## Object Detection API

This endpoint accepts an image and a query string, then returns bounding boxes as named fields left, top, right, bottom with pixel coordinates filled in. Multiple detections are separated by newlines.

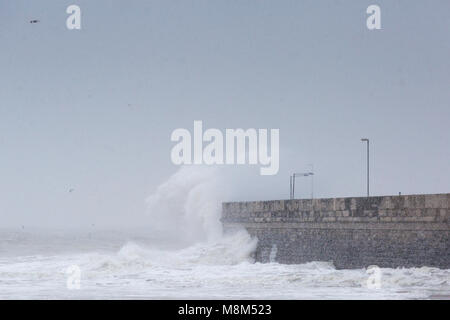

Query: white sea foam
left=0, top=167, right=448, bottom=299
left=0, top=229, right=449, bottom=299
left=145, top=166, right=225, bottom=245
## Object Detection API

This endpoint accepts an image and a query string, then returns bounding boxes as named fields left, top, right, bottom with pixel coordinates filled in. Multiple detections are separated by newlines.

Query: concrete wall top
left=222, top=193, right=450, bottom=224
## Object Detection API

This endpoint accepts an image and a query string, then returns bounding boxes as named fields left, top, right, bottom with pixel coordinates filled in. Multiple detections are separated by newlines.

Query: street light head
left=361, top=138, right=369, bottom=142
left=294, top=172, right=313, bottom=177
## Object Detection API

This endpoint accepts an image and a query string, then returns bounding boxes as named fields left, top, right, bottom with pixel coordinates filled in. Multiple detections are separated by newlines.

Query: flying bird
left=29, top=20, right=40, bottom=24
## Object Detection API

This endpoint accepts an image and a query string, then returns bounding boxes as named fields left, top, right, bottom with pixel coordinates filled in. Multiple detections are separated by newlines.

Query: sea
left=0, top=228, right=449, bottom=299
left=1, top=167, right=448, bottom=299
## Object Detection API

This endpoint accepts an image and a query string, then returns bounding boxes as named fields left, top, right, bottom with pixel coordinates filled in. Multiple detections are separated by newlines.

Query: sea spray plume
left=145, top=166, right=224, bottom=245
left=144, top=166, right=257, bottom=262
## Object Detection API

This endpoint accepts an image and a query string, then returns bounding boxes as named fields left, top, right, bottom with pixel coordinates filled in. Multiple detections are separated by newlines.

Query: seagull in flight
left=30, top=19, right=40, bottom=24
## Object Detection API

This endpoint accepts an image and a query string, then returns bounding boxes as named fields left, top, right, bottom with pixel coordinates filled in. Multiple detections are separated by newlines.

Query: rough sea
left=1, top=168, right=448, bottom=299
left=1, top=228, right=449, bottom=300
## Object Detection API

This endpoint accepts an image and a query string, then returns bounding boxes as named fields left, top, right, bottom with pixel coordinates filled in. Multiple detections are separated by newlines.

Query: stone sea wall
left=222, top=193, right=450, bottom=269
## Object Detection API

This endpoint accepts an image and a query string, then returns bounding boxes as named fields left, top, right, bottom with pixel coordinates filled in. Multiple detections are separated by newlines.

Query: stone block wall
left=221, top=194, right=450, bottom=269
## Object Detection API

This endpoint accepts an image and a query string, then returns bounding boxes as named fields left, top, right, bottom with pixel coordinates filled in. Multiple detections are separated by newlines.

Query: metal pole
left=367, top=140, right=370, bottom=197
left=290, top=175, right=292, bottom=199
left=292, top=175, right=295, bottom=199
left=361, top=138, right=370, bottom=197
left=292, top=172, right=314, bottom=200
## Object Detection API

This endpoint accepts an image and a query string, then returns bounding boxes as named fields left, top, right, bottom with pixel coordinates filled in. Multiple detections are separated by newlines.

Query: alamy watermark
left=66, top=265, right=81, bottom=290
left=170, top=121, right=279, bottom=175
left=66, top=5, right=81, bottom=30
left=367, top=5, right=381, bottom=30
left=37, top=4, right=380, bottom=32
left=366, top=265, right=382, bottom=289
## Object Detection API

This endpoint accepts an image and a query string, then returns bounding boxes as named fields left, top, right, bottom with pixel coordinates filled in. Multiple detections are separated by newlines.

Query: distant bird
left=30, top=19, right=40, bottom=24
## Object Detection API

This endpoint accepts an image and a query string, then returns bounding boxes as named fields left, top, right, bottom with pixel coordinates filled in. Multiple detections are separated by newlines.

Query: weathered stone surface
left=222, top=193, right=450, bottom=269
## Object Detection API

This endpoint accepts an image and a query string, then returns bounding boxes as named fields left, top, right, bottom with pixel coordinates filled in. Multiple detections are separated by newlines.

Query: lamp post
left=361, top=138, right=369, bottom=197
left=291, top=172, right=314, bottom=199
left=290, top=175, right=293, bottom=199
left=308, top=164, right=314, bottom=200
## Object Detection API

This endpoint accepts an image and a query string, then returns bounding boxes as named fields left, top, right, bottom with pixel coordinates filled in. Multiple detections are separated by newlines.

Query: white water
left=0, top=167, right=449, bottom=299
left=145, top=166, right=225, bottom=245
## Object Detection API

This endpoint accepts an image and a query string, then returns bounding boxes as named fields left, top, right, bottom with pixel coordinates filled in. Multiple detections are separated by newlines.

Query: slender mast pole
left=367, top=140, right=370, bottom=197
left=290, top=175, right=292, bottom=199
left=292, top=175, right=295, bottom=199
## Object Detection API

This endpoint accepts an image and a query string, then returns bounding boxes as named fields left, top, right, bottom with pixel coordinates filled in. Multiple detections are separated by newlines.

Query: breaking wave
left=1, top=166, right=448, bottom=299
left=140, top=166, right=256, bottom=264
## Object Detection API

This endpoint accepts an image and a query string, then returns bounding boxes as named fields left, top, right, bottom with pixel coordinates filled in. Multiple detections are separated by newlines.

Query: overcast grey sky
left=0, top=0, right=449, bottom=228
